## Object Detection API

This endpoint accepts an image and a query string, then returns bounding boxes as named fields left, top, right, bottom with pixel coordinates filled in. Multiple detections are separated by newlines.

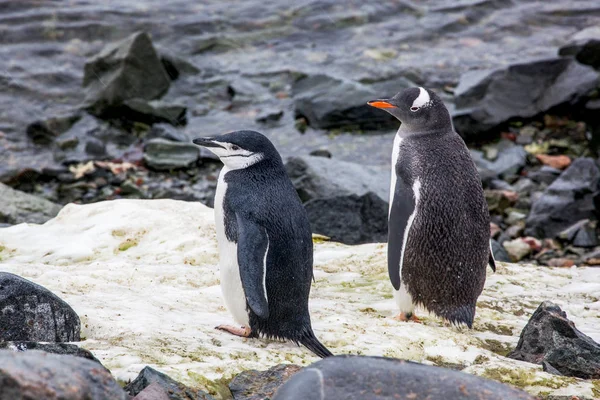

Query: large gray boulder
left=559, top=26, right=600, bottom=70
left=285, top=156, right=390, bottom=244
left=273, top=356, right=536, bottom=400
left=0, top=272, right=80, bottom=342
left=453, top=58, right=599, bottom=137
left=0, top=350, right=127, bottom=400
left=525, top=158, right=600, bottom=239
left=305, top=193, right=388, bottom=245
left=291, top=74, right=404, bottom=130
left=508, top=301, right=600, bottom=379
left=285, top=156, right=389, bottom=203
left=83, top=31, right=171, bottom=117
left=0, top=183, right=61, bottom=225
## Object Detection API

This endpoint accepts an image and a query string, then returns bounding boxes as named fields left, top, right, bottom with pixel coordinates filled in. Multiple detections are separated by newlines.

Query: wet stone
left=0, top=350, right=127, bottom=400
left=229, top=364, right=301, bottom=400
left=0, top=272, right=80, bottom=342
left=508, top=301, right=600, bottom=379
left=273, top=356, right=536, bottom=400
left=125, top=366, right=214, bottom=400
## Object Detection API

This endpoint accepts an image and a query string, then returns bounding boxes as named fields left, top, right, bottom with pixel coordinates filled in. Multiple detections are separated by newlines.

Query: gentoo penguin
left=368, top=87, right=495, bottom=328
left=192, top=130, right=332, bottom=358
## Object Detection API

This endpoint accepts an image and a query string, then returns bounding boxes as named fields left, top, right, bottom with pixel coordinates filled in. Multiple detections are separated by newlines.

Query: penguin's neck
left=397, top=123, right=452, bottom=138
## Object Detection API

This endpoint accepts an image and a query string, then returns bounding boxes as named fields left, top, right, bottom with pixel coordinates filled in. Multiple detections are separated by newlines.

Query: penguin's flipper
left=236, top=213, right=270, bottom=319
left=388, top=176, right=417, bottom=291
left=488, top=240, right=497, bottom=272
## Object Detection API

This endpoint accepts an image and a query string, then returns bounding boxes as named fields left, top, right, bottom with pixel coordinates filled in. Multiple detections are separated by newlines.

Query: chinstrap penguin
left=192, top=130, right=332, bottom=358
left=368, top=87, right=496, bottom=328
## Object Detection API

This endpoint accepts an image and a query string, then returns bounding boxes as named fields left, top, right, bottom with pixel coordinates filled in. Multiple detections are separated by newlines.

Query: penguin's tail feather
left=298, top=328, right=333, bottom=358
left=431, top=304, right=476, bottom=329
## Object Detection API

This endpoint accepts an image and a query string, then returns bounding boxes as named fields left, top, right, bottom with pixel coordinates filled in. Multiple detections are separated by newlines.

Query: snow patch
left=0, top=199, right=598, bottom=398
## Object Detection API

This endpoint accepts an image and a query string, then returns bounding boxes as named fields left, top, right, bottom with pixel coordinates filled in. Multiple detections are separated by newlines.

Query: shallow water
left=0, top=0, right=598, bottom=173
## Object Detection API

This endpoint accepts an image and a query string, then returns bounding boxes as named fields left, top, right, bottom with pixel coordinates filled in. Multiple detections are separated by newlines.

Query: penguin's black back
left=222, top=155, right=327, bottom=350
left=397, top=130, right=490, bottom=326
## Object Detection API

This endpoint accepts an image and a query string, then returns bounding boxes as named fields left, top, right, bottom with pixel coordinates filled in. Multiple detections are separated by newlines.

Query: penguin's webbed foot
left=216, top=324, right=252, bottom=337
left=394, top=312, right=422, bottom=323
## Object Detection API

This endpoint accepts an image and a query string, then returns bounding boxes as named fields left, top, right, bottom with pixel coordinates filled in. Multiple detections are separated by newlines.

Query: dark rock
left=291, top=74, right=403, bottom=130
left=585, top=98, right=600, bottom=156
left=491, top=239, right=511, bottom=262
left=558, top=219, right=598, bottom=248
left=470, top=141, right=527, bottom=179
left=305, top=192, right=388, bottom=245
left=143, top=138, right=199, bottom=170
left=229, top=364, right=301, bottom=400
left=508, top=301, right=600, bottom=379
left=147, top=124, right=189, bottom=142
left=26, top=113, right=82, bottom=145
left=573, top=221, right=599, bottom=248
left=227, top=78, right=273, bottom=107
left=159, top=51, right=201, bottom=81
left=541, top=360, right=563, bottom=376
left=121, top=99, right=187, bottom=126
left=83, top=31, right=171, bottom=117
left=85, top=137, right=107, bottom=157
left=0, top=341, right=103, bottom=366
left=255, top=108, right=284, bottom=123
left=453, top=58, right=599, bottom=137
left=273, top=356, right=536, bottom=400
left=559, top=27, right=600, bottom=70
left=308, top=149, right=332, bottom=158
left=0, top=272, right=80, bottom=342
left=525, top=158, right=600, bottom=238
left=133, top=382, right=171, bottom=400
left=0, top=183, right=62, bottom=224
left=0, top=350, right=127, bottom=400
left=285, top=156, right=389, bottom=203
left=124, top=366, right=214, bottom=400
left=527, top=165, right=562, bottom=185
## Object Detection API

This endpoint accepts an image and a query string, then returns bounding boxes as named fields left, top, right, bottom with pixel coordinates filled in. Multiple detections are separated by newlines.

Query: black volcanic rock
left=453, top=58, right=598, bottom=137
left=273, top=356, right=536, bottom=400
left=0, top=350, right=127, bottom=400
left=83, top=31, right=171, bottom=118
left=0, top=272, right=80, bottom=342
left=508, top=301, right=600, bottom=379
left=525, top=158, right=600, bottom=239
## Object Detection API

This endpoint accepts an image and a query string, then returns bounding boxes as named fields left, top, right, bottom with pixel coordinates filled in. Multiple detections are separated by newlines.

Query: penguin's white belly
left=215, top=167, right=250, bottom=327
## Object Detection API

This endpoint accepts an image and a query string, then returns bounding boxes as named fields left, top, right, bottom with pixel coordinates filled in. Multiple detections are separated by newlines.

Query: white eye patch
left=208, top=142, right=263, bottom=170
left=411, top=87, right=431, bottom=111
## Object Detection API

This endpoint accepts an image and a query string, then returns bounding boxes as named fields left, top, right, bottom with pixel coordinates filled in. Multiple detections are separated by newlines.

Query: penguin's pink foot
left=216, top=325, right=252, bottom=337
left=394, top=312, right=422, bottom=323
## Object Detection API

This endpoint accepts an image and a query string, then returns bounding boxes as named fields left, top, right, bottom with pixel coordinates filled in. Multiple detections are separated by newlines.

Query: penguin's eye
left=410, top=106, right=419, bottom=112
left=231, top=145, right=240, bottom=151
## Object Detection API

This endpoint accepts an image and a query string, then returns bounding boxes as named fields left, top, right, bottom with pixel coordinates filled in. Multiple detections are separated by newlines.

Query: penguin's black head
left=192, top=130, right=281, bottom=170
left=367, top=87, right=452, bottom=133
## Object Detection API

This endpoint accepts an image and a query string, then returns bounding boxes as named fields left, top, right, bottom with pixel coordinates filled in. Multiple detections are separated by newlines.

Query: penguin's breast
left=214, top=167, right=250, bottom=326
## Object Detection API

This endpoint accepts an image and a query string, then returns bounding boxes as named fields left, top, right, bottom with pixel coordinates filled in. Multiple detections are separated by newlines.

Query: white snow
left=0, top=199, right=598, bottom=398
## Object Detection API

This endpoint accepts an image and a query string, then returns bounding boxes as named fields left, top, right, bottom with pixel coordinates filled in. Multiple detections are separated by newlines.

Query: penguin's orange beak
left=367, top=100, right=396, bottom=109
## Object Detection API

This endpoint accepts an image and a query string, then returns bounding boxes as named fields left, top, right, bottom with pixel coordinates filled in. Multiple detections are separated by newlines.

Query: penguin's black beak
left=367, top=99, right=396, bottom=109
left=192, top=137, right=226, bottom=149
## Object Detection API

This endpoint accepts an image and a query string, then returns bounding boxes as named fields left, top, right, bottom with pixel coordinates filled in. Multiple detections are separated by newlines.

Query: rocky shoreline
left=1, top=1, right=600, bottom=398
